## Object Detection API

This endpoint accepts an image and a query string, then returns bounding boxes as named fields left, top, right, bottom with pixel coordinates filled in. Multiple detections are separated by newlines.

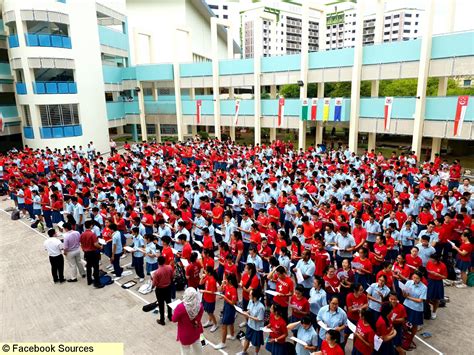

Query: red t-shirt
left=162, top=246, right=174, bottom=266
left=354, top=320, right=375, bottom=355
left=406, top=254, right=422, bottom=272
left=224, top=285, right=238, bottom=305
left=352, top=256, right=373, bottom=275
left=203, top=275, right=217, bottom=303
left=320, top=340, right=345, bottom=355
left=269, top=313, right=287, bottom=344
left=181, top=242, right=193, bottom=260
left=346, top=292, right=368, bottom=321
left=289, top=295, right=310, bottom=318
left=241, top=273, right=260, bottom=300
left=186, top=262, right=202, bottom=288
left=224, top=261, right=238, bottom=277
left=323, top=275, right=340, bottom=294
left=274, top=276, right=294, bottom=307
left=426, top=260, right=447, bottom=281
left=376, top=316, right=393, bottom=337
left=274, top=239, right=288, bottom=255
left=458, top=242, right=473, bottom=262
left=388, top=302, right=407, bottom=324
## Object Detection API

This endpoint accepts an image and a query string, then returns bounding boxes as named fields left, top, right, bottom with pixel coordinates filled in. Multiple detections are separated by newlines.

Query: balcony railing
left=24, top=33, right=72, bottom=49
left=15, top=83, right=27, bottom=95
left=33, top=82, right=77, bottom=94
left=8, top=35, right=19, bottom=48
left=40, top=125, right=83, bottom=139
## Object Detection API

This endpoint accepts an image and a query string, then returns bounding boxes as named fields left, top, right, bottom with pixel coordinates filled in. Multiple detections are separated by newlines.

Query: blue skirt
left=203, top=300, right=216, bottom=314
left=222, top=302, right=236, bottom=325
left=51, top=211, right=63, bottom=224
left=456, top=259, right=471, bottom=272
left=406, top=307, right=424, bottom=326
left=427, top=279, right=444, bottom=301
left=245, top=326, right=264, bottom=347
left=265, top=342, right=287, bottom=355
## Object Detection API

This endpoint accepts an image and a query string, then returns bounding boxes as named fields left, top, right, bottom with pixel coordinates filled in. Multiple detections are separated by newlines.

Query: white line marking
left=1, top=207, right=227, bottom=354
left=415, top=335, right=444, bottom=355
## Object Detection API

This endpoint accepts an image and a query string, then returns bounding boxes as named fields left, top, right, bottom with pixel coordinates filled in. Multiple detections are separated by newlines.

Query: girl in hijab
left=172, top=287, right=204, bottom=354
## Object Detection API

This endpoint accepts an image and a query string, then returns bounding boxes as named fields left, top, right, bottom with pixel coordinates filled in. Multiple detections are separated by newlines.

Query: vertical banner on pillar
left=334, top=97, right=343, bottom=121
left=311, top=98, right=318, bottom=121
left=278, top=97, right=285, bottom=127
left=384, top=97, right=393, bottom=131
left=0, top=112, right=3, bottom=133
left=301, top=98, right=309, bottom=121
left=454, top=95, right=469, bottom=137
left=234, top=99, right=241, bottom=125
left=196, top=99, right=202, bottom=124
left=323, top=98, right=330, bottom=122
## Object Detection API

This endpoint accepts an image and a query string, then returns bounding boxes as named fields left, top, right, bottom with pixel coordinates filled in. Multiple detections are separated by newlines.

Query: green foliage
left=197, top=131, right=210, bottom=140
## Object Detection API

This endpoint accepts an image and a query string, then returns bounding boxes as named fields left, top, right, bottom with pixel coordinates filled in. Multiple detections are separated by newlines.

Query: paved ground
left=0, top=198, right=473, bottom=355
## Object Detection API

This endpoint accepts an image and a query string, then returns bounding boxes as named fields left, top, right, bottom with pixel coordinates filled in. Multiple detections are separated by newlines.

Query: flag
left=0, top=112, right=3, bottom=133
left=454, top=95, right=469, bottom=137
left=323, top=98, right=330, bottom=121
left=196, top=99, right=202, bottom=124
left=311, top=98, right=317, bottom=121
left=301, top=98, right=309, bottom=121
left=234, top=99, right=241, bottom=125
left=384, top=97, right=393, bottom=131
left=334, top=97, right=343, bottom=121
left=278, top=97, right=285, bottom=127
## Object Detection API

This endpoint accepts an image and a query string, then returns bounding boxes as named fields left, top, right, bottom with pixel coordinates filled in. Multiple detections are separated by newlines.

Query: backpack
left=174, top=264, right=187, bottom=291
left=99, top=275, right=113, bottom=286
left=467, top=272, right=474, bottom=287
left=11, top=210, right=20, bottom=220
left=142, top=301, right=158, bottom=312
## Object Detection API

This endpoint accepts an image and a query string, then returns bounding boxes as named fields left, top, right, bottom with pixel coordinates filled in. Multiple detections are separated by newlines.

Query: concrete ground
left=0, top=198, right=473, bottom=355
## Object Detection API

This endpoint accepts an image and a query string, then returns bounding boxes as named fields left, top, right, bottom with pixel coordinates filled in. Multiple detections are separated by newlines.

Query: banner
left=384, top=97, right=393, bottom=131
left=311, top=98, right=318, bottom=121
left=323, top=98, right=330, bottom=121
left=454, top=95, right=469, bottom=137
left=196, top=100, right=202, bottom=124
left=334, top=97, right=343, bottom=121
left=234, top=99, right=241, bottom=125
left=301, top=98, right=309, bottom=121
left=0, top=112, right=3, bottom=132
left=278, top=97, right=285, bottom=127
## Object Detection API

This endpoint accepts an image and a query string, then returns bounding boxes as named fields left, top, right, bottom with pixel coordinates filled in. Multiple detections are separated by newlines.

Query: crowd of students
left=2, top=137, right=473, bottom=355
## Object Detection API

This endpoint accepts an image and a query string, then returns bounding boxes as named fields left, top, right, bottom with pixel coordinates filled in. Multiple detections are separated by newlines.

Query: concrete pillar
left=374, top=0, right=384, bottom=44
left=131, top=124, right=138, bottom=142
left=270, top=85, right=277, bottom=99
left=438, top=77, right=448, bottom=96
left=411, top=0, right=435, bottom=158
left=211, top=18, right=222, bottom=140
left=116, top=125, right=124, bottom=135
left=155, top=123, right=161, bottom=143
left=315, top=82, right=324, bottom=145
left=137, top=83, right=148, bottom=142
left=152, top=82, right=158, bottom=101
left=318, top=9, right=327, bottom=52
left=348, top=1, right=365, bottom=154
left=431, top=137, right=441, bottom=162
left=203, top=88, right=210, bottom=95
left=368, top=133, right=376, bottom=151
left=270, top=128, right=276, bottom=142
left=173, top=62, right=184, bottom=142
left=298, top=2, right=310, bottom=151
left=229, top=126, right=236, bottom=141
left=253, top=17, right=263, bottom=146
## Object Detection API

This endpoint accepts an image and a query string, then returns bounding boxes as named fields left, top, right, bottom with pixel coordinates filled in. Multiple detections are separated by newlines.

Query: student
left=186, top=252, right=202, bottom=289
left=388, top=292, right=407, bottom=355
left=131, top=227, right=145, bottom=282
left=144, top=234, right=158, bottom=279
left=240, top=263, right=260, bottom=315
left=44, top=229, right=65, bottom=284
left=316, top=296, right=347, bottom=348
left=152, top=256, right=174, bottom=326
left=375, top=303, right=397, bottom=355
left=270, top=265, right=295, bottom=322
left=80, top=220, right=103, bottom=288
left=287, top=315, right=318, bottom=355
left=317, top=329, right=344, bottom=355
left=308, top=276, right=327, bottom=327
left=109, top=223, right=123, bottom=280
left=265, top=304, right=288, bottom=355
left=345, top=283, right=368, bottom=334
left=352, top=308, right=376, bottom=355
left=426, top=253, right=447, bottom=319
left=214, top=273, right=239, bottom=350
left=402, top=271, right=427, bottom=338
left=200, top=266, right=219, bottom=333
left=237, top=288, right=265, bottom=355
left=452, top=232, right=473, bottom=288
left=366, top=274, right=390, bottom=320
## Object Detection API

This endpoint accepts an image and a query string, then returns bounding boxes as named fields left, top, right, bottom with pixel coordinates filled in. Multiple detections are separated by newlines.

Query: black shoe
left=59, top=279, right=66, bottom=283
left=94, top=284, right=104, bottom=289
left=157, top=320, right=165, bottom=326
left=81, top=274, right=86, bottom=278
left=67, top=279, right=78, bottom=283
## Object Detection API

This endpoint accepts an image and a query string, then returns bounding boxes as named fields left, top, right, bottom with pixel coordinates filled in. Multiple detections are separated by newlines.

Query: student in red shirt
left=352, top=247, right=373, bottom=289
left=426, top=254, right=448, bottom=319
left=375, top=303, right=397, bottom=354
left=240, top=263, right=260, bottom=311
left=223, top=254, right=238, bottom=279
left=373, top=235, right=388, bottom=275
left=353, top=308, right=376, bottom=355
left=406, top=247, right=423, bottom=274
left=270, top=265, right=294, bottom=322
left=215, top=273, right=238, bottom=350
left=185, top=252, right=202, bottom=289
left=319, top=329, right=345, bottom=355
left=199, top=266, right=218, bottom=332
left=265, top=304, right=288, bottom=355
left=388, top=292, right=407, bottom=353
left=288, top=285, right=310, bottom=324
left=200, top=248, right=215, bottom=270
left=452, top=233, right=473, bottom=287
left=324, top=265, right=340, bottom=302
left=376, top=261, right=394, bottom=289
left=161, top=236, right=175, bottom=268
left=346, top=283, right=368, bottom=325
left=178, top=235, right=193, bottom=260
left=217, top=242, right=230, bottom=282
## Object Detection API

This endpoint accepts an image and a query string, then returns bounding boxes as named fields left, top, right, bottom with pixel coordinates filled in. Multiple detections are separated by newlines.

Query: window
left=385, top=24, right=390, bottom=27
left=394, top=14, right=400, bottom=18
left=405, top=13, right=412, bottom=17
left=209, top=4, right=218, bottom=10
left=384, top=31, right=390, bottom=35
left=414, top=30, right=418, bottom=33
left=404, top=29, right=410, bottom=33
left=403, top=37, right=410, bottom=40
left=416, top=14, right=419, bottom=17
left=385, top=16, right=390, bottom=20
left=393, top=30, right=398, bottom=34
left=223, top=5, right=227, bottom=10
left=404, top=22, right=411, bottom=25
left=22, top=105, right=32, bottom=126
left=39, top=104, right=80, bottom=126
left=415, top=22, right=418, bottom=25
left=223, top=15, right=228, bottom=19
left=463, top=79, right=472, bottom=86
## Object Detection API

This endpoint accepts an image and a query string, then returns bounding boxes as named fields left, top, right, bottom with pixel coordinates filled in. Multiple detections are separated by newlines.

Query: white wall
left=126, top=0, right=228, bottom=65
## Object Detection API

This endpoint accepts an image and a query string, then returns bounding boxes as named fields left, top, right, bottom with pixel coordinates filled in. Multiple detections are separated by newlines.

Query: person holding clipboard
left=236, top=289, right=265, bottom=355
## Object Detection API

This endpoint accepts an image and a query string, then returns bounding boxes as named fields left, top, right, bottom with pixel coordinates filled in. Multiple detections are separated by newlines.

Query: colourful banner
left=454, top=95, right=469, bottom=137
left=311, top=98, right=318, bottom=121
left=0, top=112, right=3, bottom=132
left=278, top=97, right=285, bottom=127
left=323, top=98, right=330, bottom=121
left=234, top=99, right=240, bottom=125
left=301, top=98, right=309, bottom=121
left=196, top=100, right=202, bottom=124
left=384, top=97, right=393, bottom=131
left=334, top=97, right=343, bottom=121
